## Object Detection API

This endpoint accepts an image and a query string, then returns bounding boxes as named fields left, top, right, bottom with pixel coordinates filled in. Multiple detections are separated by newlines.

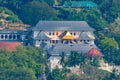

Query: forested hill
left=0, top=0, right=120, bottom=60
left=0, top=0, right=120, bottom=65
left=0, top=0, right=120, bottom=80
left=0, top=0, right=119, bottom=26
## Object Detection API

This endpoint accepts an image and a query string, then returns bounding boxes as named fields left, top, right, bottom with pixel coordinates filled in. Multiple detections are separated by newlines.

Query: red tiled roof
left=86, top=47, right=103, bottom=57
left=0, top=42, right=21, bottom=51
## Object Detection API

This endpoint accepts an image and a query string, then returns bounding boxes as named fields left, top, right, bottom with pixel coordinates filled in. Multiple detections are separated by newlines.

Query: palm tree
left=60, top=52, right=66, bottom=66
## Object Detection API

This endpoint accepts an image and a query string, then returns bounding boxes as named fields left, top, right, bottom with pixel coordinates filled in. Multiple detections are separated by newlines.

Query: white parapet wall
left=48, top=56, right=62, bottom=71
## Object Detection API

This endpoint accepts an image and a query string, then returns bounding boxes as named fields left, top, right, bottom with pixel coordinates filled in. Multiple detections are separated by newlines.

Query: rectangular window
left=56, top=40, right=58, bottom=43
left=52, top=40, right=55, bottom=43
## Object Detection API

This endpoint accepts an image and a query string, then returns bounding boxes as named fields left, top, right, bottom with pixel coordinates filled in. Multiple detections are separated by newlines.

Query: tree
left=19, top=1, right=57, bottom=25
left=68, top=74, right=80, bottom=80
left=0, top=0, right=33, bottom=11
left=67, top=10, right=86, bottom=21
left=57, top=9, right=70, bottom=20
left=109, top=18, right=120, bottom=34
left=100, top=0, right=120, bottom=23
left=68, top=51, right=79, bottom=66
left=60, top=52, right=65, bottom=66
left=43, top=0, right=54, bottom=6
left=0, top=7, right=21, bottom=23
left=47, top=68, right=65, bottom=80
left=86, top=9, right=108, bottom=30
left=68, top=51, right=87, bottom=66
left=91, top=0, right=104, bottom=4
left=0, top=65, right=36, bottom=80
left=0, top=47, right=37, bottom=80
left=0, top=46, right=47, bottom=79
left=100, top=37, right=119, bottom=49
left=103, top=69, right=120, bottom=80
left=99, top=37, right=120, bottom=65
left=82, top=64, right=111, bottom=80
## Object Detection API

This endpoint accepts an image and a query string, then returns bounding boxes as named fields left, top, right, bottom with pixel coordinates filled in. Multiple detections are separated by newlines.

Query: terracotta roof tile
left=0, top=42, right=21, bottom=51
left=86, top=47, right=103, bottom=57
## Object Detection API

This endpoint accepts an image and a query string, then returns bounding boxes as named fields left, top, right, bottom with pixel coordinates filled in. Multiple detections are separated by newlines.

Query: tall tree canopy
left=0, top=46, right=47, bottom=80
left=19, top=1, right=57, bottom=25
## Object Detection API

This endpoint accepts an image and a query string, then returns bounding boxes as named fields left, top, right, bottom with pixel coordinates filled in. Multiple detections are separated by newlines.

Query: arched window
left=1, top=35, right=4, bottom=39
left=61, top=40, right=64, bottom=44
left=26, top=35, right=28, bottom=39
left=5, top=35, right=7, bottom=39
left=52, top=40, right=55, bottom=43
left=42, top=40, right=44, bottom=42
left=87, top=40, right=89, bottom=42
left=49, top=32, right=51, bottom=35
left=9, top=35, right=12, bottom=39
left=56, top=32, right=58, bottom=35
left=74, top=32, right=76, bottom=35
left=56, top=40, right=58, bottom=43
left=84, top=40, right=86, bottom=42
left=17, top=35, right=20, bottom=39
left=53, top=33, right=54, bottom=35
left=13, top=35, right=16, bottom=39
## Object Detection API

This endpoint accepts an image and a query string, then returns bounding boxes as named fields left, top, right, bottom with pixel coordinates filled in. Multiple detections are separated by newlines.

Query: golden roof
left=62, top=31, right=75, bottom=40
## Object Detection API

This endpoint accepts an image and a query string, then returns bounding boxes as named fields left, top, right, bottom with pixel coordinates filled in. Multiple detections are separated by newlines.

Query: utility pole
left=41, top=64, right=46, bottom=80
left=38, top=52, right=47, bottom=80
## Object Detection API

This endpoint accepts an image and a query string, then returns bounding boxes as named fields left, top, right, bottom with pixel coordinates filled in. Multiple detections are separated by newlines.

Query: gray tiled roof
left=59, top=31, right=68, bottom=39
left=32, top=21, right=94, bottom=31
left=35, top=31, right=50, bottom=40
left=78, top=32, right=92, bottom=40
left=47, top=44, right=94, bottom=55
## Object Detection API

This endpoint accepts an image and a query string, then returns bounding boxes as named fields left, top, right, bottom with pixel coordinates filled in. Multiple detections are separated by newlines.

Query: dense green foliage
left=0, top=46, right=47, bottom=80
left=47, top=68, right=65, bottom=80
left=0, top=0, right=120, bottom=79
left=19, top=1, right=57, bottom=25
left=68, top=51, right=87, bottom=66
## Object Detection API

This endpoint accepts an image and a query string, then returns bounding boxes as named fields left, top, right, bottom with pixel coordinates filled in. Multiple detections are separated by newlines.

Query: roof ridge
left=32, top=21, right=94, bottom=31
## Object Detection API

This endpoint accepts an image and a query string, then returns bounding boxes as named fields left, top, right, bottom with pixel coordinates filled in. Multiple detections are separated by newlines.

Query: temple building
left=30, top=21, right=96, bottom=56
left=0, top=21, right=100, bottom=56
left=0, top=27, right=29, bottom=51
left=0, top=27, right=29, bottom=45
left=0, top=21, right=102, bottom=70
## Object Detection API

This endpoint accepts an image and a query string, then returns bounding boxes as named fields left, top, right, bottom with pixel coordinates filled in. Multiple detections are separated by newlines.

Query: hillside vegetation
left=0, top=0, right=120, bottom=80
